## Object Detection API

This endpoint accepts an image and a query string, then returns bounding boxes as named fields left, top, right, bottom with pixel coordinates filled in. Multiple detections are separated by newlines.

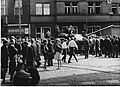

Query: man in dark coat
left=21, top=41, right=34, bottom=67
left=83, top=37, right=90, bottom=59
left=47, top=39, right=54, bottom=66
left=8, top=39, right=18, bottom=81
left=35, top=40, right=41, bottom=68
left=95, top=37, right=101, bottom=57
left=111, top=36, right=119, bottom=58
left=31, top=39, right=37, bottom=61
left=55, top=25, right=60, bottom=38
left=15, top=38, right=22, bottom=55
left=104, top=36, right=112, bottom=58
left=1, top=40, right=9, bottom=83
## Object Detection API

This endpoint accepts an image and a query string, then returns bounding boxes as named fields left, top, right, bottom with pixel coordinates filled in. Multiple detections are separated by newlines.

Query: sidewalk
left=1, top=55, right=120, bottom=86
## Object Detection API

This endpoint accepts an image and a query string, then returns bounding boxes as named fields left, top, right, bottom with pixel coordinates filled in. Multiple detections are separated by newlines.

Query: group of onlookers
left=88, top=35, right=120, bottom=58
left=1, top=34, right=120, bottom=85
left=1, top=36, right=40, bottom=85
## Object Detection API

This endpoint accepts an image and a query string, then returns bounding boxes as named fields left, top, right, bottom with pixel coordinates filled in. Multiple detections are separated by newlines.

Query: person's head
left=113, top=35, right=116, bottom=39
left=56, top=25, right=59, bottom=27
left=56, top=38, right=61, bottom=44
left=43, top=39, right=48, bottom=45
left=23, top=41, right=28, bottom=47
left=10, top=39, right=15, bottom=45
left=3, top=40, right=9, bottom=46
left=10, top=36, right=15, bottom=40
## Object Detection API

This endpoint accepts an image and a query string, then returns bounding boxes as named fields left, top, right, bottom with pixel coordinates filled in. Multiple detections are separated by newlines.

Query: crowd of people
left=1, top=34, right=120, bottom=85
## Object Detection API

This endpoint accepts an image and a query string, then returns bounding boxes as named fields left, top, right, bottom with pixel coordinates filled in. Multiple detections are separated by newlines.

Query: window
left=1, top=0, right=7, bottom=15
left=36, top=28, right=41, bottom=38
left=88, top=2, right=94, bottom=14
left=112, top=3, right=118, bottom=14
left=36, top=3, right=50, bottom=15
left=43, top=4, right=50, bottom=15
left=14, top=0, right=23, bottom=15
left=72, top=2, right=78, bottom=14
left=87, top=26, right=101, bottom=35
left=36, top=4, right=42, bottom=15
left=88, top=2, right=101, bottom=14
left=65, top=3, right=71, bottom=14
left=95, top=2, right=101, bottom=14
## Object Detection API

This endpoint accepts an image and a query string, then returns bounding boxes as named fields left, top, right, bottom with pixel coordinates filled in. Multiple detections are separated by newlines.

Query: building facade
left=30, top=0, right=120, bottom=38
left=1, top=0, right=8, bottom=36
left=1, top=0, right=120, bottom=37
left=1, top=0, right=30, bottom=37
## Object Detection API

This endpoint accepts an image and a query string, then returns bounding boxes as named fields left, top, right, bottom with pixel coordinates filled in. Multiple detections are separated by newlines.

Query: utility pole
left=18, top=0, right=21, bottom=37
left=85, top=0, right=88, bottom=34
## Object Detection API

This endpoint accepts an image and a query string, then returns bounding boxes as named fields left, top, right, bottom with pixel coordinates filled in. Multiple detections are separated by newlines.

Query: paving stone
left=81, top=82, right=96, bottom=85
left=55, top=83, right=69, bottom=86
left=106, top=80, right=120, bottom=84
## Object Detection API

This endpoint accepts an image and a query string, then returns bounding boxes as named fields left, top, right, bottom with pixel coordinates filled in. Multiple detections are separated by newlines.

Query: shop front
left=7, top=24, right=30, bottom=37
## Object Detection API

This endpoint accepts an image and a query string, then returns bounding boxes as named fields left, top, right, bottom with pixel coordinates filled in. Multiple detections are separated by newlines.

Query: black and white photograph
left=1, top=0, right=120, bottom=86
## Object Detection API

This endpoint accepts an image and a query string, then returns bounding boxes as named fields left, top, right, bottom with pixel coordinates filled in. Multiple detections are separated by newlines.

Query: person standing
left=111, top=36, right=119, bottom=58
left=61, top=39, right=68, bottom=63
left=31, top=39, right=37, bottom=62
left=83, top=36, right=90, bottom=59
left=1, top=40, right=9, bottom=83
left=68, top=37, right=78, bottom=63
left=42, top=39, right=49, bottom=70
left=35, top=40, right=41, bottom=68
left=47, top=39, right=54, bottom=66
left=104, top=36, right=111, bottom=58
left=21, top=41, right=34, bottom=67
left=54, top=38, right=62, bottom=69
left=8, top=39, right=18, bottom=81
left=95, top=37, right=101, bottom=57
left=55, top=25, right=61, bottom=38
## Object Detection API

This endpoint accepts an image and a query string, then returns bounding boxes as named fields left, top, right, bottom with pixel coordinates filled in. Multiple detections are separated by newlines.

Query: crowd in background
left=1, top=34, right=120, bottom=85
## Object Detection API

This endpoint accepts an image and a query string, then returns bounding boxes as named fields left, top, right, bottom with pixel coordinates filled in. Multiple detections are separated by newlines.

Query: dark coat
left=1, top=45, right=9, bottom=69
left=47, top=42, right=55, bottom=59
left=28, top=66, right=40, bottom=86
left=31, top=43, right=37, bottom=59
left=42, top=45, right=50, bottom=60
left=8, top=44, right=18, bottom=75
left=83, top=38, right=90, bottom=50
left=104, top=38, right=112, bottom=51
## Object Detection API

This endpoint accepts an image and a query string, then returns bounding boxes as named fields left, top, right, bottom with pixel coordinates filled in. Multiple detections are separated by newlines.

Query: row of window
left=36, top=2, right=120, bottom=15
left=1, top=0, right=120, bottom=15
left=64, top=2, right=120, bottom=15
left=36, top=26, right=101, bottom=38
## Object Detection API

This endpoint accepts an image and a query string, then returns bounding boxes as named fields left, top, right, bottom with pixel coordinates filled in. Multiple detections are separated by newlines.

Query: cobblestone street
left=1, top=55, right=120, bottom=86
left=38, top=55, right=120, bottom=86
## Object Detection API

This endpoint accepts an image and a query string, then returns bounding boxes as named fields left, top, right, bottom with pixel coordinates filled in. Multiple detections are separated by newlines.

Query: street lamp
left=18, top=0, right=21, bottom=37
left=85, top=0, right=88, bottom=34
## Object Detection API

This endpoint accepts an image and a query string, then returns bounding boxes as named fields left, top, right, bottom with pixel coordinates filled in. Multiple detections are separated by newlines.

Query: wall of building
left=8, top=0, right=30, bottom=24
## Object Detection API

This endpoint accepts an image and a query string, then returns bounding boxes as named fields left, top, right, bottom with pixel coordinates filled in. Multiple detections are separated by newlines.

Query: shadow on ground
left=39, top=72, right=120, bottom=86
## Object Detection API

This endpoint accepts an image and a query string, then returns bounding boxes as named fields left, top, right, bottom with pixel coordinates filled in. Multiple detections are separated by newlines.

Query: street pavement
left=1, top=55, right=120, bottom=86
